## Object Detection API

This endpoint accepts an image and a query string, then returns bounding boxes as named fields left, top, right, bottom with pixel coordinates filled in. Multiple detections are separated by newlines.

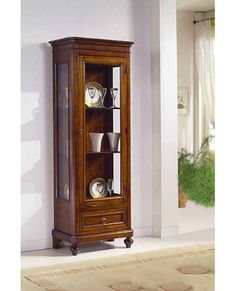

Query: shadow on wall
left=21, top=43, right=53, bottom=246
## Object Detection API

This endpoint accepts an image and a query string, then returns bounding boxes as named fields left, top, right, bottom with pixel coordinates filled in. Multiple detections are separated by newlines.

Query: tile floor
left=21, top=228, right=214, bottom=269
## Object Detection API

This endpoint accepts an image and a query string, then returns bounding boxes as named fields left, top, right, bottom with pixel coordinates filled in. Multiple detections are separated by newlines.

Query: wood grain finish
left=50, top=37, right=133, bottom=255
left=79, top=209, right=127, bottom=234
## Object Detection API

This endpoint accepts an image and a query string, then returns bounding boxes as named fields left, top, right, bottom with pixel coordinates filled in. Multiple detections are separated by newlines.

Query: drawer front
left=79, top=210, right=128, bottom=234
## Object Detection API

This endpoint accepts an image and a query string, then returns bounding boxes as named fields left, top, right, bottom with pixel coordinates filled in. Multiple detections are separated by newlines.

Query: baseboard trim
left=133, top=226, right=153, bottom=237
left=152, top=225, right=179, bottom=238
left=21, top=237, right=52, bottom=252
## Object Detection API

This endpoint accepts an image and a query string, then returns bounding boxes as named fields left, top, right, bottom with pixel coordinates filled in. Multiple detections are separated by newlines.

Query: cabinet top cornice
left=49, top=37, right=134, bottom=49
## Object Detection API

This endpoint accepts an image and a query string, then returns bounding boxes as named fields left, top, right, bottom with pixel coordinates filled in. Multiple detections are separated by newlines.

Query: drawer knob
left=101, top=217, right=107, bottom=224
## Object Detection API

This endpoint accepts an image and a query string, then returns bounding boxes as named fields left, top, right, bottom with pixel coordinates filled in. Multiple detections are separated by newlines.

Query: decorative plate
left=89, top=178, right=107, bottom=199
left=85, top=82, right=104, bottom=108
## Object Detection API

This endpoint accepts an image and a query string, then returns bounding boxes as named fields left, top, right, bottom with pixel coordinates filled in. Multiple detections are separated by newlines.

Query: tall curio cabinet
left=49, top=37, right=134, bottom=255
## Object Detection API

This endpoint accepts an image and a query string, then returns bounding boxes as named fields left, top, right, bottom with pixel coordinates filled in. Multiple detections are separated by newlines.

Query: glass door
left=55, top=62, right=69, bottom=201
left=80, top=57, right=127, bottom=205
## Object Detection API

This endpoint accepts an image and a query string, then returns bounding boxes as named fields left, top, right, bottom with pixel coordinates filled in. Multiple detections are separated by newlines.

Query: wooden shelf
left=85, top=193, right=122, bottom=201
left=86, top=107, right=120, bottom=111
left=86, top=151, right=120, bottom=155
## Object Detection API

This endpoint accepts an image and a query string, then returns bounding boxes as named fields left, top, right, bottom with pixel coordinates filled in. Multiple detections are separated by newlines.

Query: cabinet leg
left=53, top=237, right=62, bottom=249
left=124, top=237, right=134, bottom=248
left=70, top=243, right=79, bottom=256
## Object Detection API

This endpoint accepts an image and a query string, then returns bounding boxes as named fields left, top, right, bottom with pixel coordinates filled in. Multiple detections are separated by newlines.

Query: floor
left=179, top=201, right=215, bottom=234
left=21, top=228, right=214, bottom=269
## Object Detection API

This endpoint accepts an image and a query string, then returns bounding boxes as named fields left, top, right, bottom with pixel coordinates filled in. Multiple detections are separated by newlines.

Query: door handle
left=101, top=217, right=107, bottom=224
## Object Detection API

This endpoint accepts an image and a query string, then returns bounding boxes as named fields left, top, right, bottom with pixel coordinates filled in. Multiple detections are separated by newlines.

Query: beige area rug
left=21, top=244, right=214, bottom=291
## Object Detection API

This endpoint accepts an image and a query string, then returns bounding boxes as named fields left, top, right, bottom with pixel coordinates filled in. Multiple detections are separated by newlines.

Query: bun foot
left=70, top=244, right=79, bottom=255
left=53, top=237, right=62, bottom=249
left=124, top=237, right=134, bottom=248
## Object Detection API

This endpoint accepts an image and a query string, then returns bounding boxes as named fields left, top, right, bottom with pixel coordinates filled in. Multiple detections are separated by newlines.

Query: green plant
left=178, top=136, right=215, bottom=207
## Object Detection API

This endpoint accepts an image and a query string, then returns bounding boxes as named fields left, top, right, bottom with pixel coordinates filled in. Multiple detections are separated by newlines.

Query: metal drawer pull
left=79, top=128, right=84, bottom=135
left=101, top=217, right=107, bottom=224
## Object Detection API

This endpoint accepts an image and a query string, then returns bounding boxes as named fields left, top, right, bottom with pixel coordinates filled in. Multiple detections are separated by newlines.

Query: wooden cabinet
left=49, top=37, right=134, bottom=255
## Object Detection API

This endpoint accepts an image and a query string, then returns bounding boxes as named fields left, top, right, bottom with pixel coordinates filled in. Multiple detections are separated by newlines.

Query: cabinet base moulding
left=52, top=228, right=134, bottom=255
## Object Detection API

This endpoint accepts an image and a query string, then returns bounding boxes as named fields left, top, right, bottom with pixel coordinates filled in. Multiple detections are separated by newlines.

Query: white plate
left=85, top=82, right=104, bottom=108
left=89, top=178, right=107, bottom=199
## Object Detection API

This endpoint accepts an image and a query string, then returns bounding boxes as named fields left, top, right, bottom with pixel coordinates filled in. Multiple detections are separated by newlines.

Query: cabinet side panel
left=53, top=50, right=75, bottom=235
left=126, top=56, right=132, bottom=230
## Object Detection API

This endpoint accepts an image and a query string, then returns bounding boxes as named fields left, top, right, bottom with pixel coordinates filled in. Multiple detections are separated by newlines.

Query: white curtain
left=195, top=20, right=215, bottom=128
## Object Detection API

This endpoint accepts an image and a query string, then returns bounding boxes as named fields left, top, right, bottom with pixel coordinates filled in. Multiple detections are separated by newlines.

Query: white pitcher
left=89, top=133, right=104, bottom=152
left=107, top=132, right=120, bottom=152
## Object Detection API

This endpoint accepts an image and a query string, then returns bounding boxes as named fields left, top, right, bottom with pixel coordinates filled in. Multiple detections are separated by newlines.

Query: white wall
left=21, top=0, right=153, bottom=251
left=151, top=0, right=179, bottom=237
left=22, top=0, right=181, bottom=251
left=177, top=11, right=195, bottom=153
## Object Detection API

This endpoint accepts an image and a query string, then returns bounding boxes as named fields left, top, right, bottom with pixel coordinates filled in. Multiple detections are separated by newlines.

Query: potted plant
left=178, top=136, right=215, bottom=207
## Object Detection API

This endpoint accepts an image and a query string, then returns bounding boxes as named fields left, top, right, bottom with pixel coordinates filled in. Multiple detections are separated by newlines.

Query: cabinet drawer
left=79, top=210, right=127, bottom=234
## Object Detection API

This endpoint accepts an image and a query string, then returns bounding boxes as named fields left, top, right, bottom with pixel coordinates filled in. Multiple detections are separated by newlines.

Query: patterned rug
left=21, top=244, right=214, bottom=291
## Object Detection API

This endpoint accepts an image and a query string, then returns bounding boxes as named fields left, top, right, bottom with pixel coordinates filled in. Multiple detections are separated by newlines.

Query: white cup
left=107, top=132, right=120, bottom=152
left=89, top=133, right=104, bottom=152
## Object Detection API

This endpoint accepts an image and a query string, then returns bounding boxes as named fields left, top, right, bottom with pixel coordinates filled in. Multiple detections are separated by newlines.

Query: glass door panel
left=84, top=63, right=122, bottom=201
left=56, top=63, right=69, bottom=201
